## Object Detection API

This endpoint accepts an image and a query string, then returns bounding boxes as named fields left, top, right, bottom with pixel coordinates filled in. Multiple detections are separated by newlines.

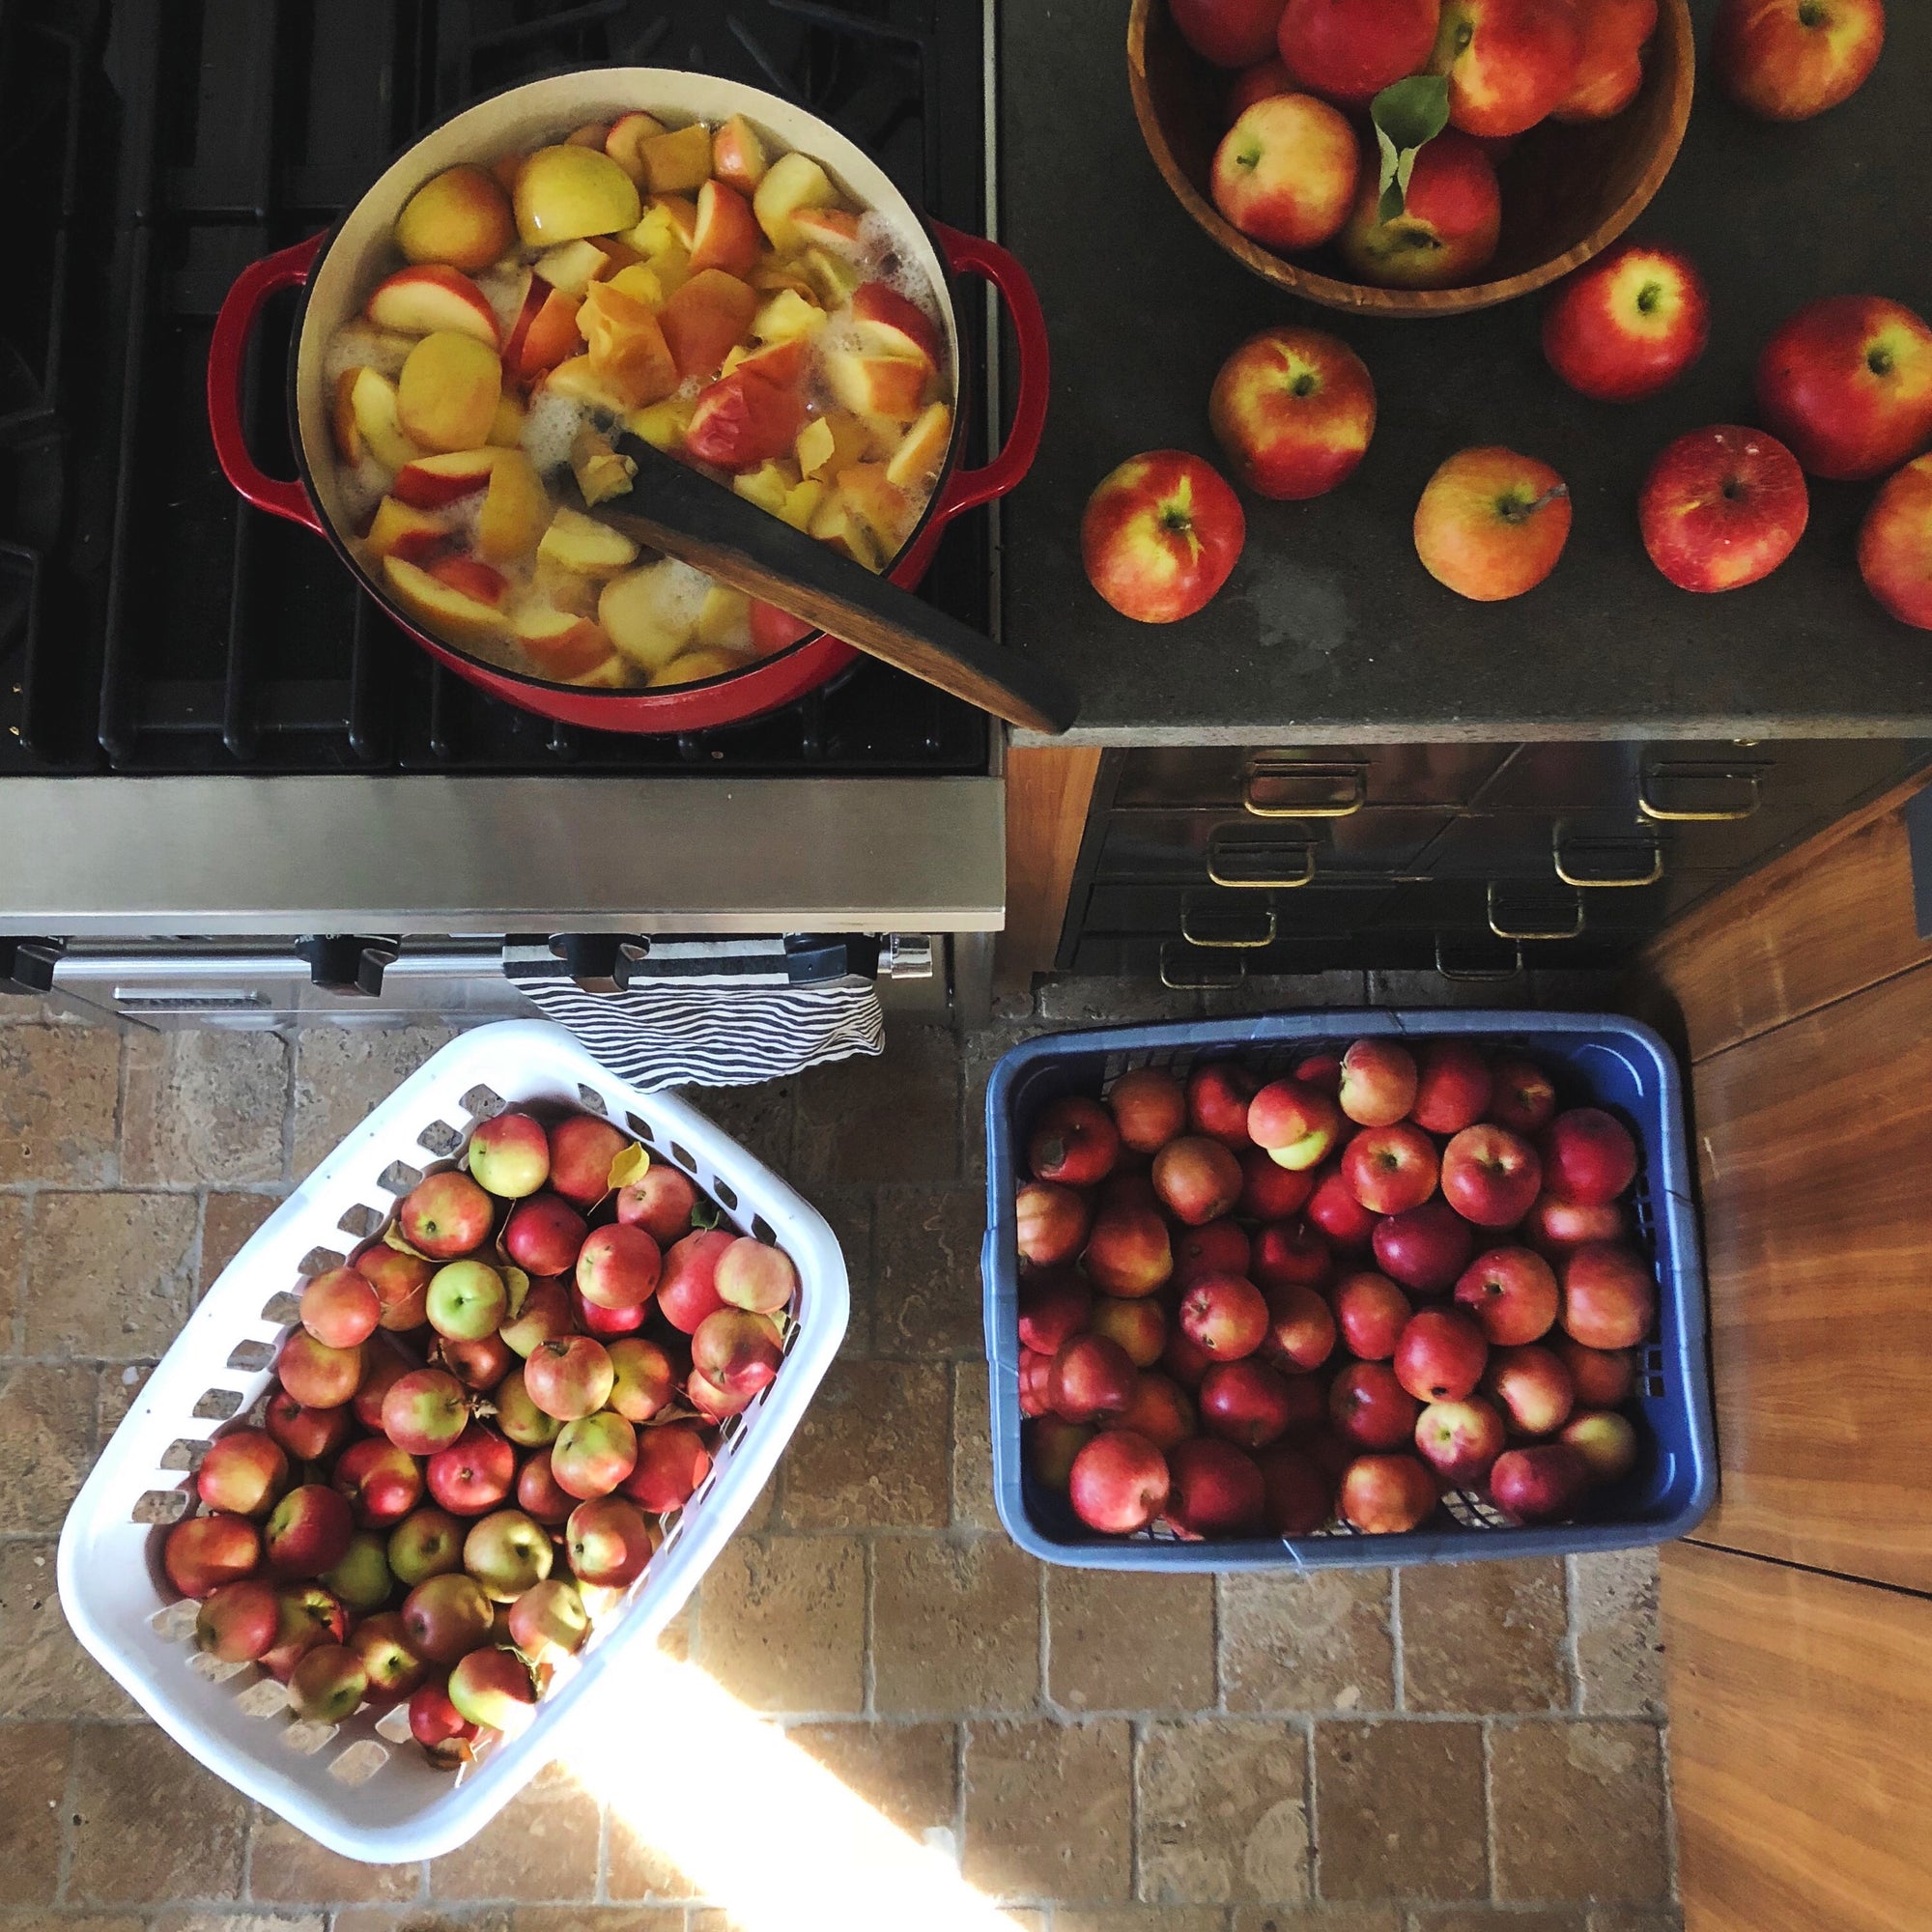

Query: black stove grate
left=0, top=0, right=991, bottom=778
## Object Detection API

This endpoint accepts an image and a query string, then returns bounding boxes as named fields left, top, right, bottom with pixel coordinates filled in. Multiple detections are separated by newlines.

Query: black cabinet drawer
left=1081, top=882, right=1394, bottom=945
left=1113, top=745, right=1513, bottom=810
left=1094, top=806, right=1455, bottom=882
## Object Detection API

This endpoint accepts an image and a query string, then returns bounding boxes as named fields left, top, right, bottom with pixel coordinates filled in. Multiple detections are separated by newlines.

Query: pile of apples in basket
left=162, top=1107, right=800, bottom=1761
left=1014, top=1038, right=1656, bottom=1540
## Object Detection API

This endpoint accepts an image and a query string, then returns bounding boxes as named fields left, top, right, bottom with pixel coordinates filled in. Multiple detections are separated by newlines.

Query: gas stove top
left=0, top=0, right=992, bottom=780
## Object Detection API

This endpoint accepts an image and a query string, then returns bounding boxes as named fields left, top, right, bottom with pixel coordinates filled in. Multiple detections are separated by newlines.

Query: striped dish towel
left=502, top=936, right=885, bottom=1091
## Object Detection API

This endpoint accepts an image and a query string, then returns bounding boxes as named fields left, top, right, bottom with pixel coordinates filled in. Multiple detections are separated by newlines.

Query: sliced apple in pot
left=659, top=270, right=760, bottom=384
left=836, top=461, right=915, bottom=553
left=364, top=495, right=449, bottom=563
left=823, top=346, right=927, bottom=422
left=513, top=144, right=641, bottom=247
left=629, top=194, right=699, bottom=257
left=477, top=448, right=550, bottom=564
left=539, top=354, right=634, bottom=413
left=532, top=238, right=624, bottom=298
left=537, top=506, right=639, bottom=578
left=626, top=393, right=696, bottom=453
left=884, top=401, right=952, bottom=493
left=795, top=409, right=870, bottom=482
left=650, top=646, right=752, bottom=687
left=753, top=288, right=826, bottom=346
left=850, top=281, right=941, bottom=372
left=791, top=206, right=864, bottom=256
left=696, top=585, right=753, bottom=652
left=578, top=282, right=679, bottom=408
left=690, top=180, right=763, bottom=277
left=753, top=151, right=840, bottom=251
left=639, top=123, right=715, bottom=196
left=365, top=265, right=502, bottom=347
left=429, top=555, right=509, bottom=606
left=712, top=116, right=770, bottom=194
left=604, top=111, right=667, bottom=185
left=395, top=164, right=516, bottom=271
left=393, top=446, right=499, bottom=509
left=688, top=366, right=808, bottom=471
left=347, top=368, right=423, bottom=471
left=396, top=330, right=501, bottom=452
left=599, top=559, right=705, bottom=673
left=331, top=370, right=364, bottom=464
left=808, top=493, right=884, bottom=571
left=383, top=554, right=510, bottom=647
left=487, top=391, right=526, bottom=447
left=512, top=604, right=618, bottom=681
left=505, top=281, right=583, bottom=385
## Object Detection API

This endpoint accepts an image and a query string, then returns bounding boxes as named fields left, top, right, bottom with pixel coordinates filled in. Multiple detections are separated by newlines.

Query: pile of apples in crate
left=1014, top=1038, right=1657, bottom=1540
left=160, top=1108, right=797, bottom=1762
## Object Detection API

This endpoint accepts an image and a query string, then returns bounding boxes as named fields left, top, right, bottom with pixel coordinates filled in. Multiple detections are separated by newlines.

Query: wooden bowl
left=1127, top=0, right=1695, bottom=317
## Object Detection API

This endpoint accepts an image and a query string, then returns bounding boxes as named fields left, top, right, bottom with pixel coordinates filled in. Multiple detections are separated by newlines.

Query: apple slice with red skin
left=366, top=265, right=502, bottom=348
left=690, top=179, right=764, bottom=276
left=850, top=281, right=942, bottom=372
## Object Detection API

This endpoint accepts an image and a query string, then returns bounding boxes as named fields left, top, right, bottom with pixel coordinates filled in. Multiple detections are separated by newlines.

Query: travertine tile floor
left=0, top=973, right=1678, bottom=1932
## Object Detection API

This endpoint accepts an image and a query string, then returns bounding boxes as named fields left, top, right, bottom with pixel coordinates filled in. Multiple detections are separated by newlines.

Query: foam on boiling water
left=520, top=389, right=600, bottom=480
left=649, top=558, right=712, bottom=635
left=474, top=267, right=528, bottom=336
left=323, top=322, right=412, bottom=384
left=853, top=210, right=950, bottom=367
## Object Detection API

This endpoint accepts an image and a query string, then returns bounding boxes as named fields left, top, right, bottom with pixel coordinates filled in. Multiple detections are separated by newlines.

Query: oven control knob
left=547, top=933, right=650, bottom=995
left=298, top=935, right=400, bottom=998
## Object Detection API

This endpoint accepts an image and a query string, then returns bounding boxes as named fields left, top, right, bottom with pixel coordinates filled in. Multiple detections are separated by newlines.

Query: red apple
left=264, top=1387, right=355, bottom=1463
left=1152, top=1134, right=1245, bottom=1226
left=516, top=1449, right=575, bottom=1525
left=1542, top=1107, right=1638, bottom=1207
left=1017, top=1268, right=1094, bottom=1355
left=502, top=1193, right=588, bottom=1277
left=1200, top=1357, right=1301, bottom=1447
left=194, top=1577, right=284, bottom=1662
left=1048, top=1333, right=1139, bottom=1423
left=1174, top=1216, right=1253, bottom=1288
left=615, top=1167, right=699, bottom=1245
left=1238, top=1148, right=1315, bottom=1221
left=1334, top=1269, right=1412, bottom=1359
left=411, top=1673, right=480, bottom=1756
left=383, top=1368, right=470, bottom=1456
left=1543, top=242, right=1711, bottom=403
left=398, top=1170, right=494, bottom=1260
left=300, top=1267, right=382, bottom=1350
left=1483, top=1344, right=1576, bottom=1436
left=1414, top=445, right=1571, bottom=601
left=546, top=1112, right=631, bottom=1208
left=1429, top=0, right=1584, bottom=136
left=1410, top=1039, right=1492, bottom=1135
left=576, top=1223, right=662, bottom=1310
left=1277, top=0, right=1444, bottom=104
left=1338, top=1038, right=1419, bottom=1128
left=1372, top=1198, right=1476, bottom=1296
left=691, top=1307, right=783, bottom=1398
left=1555, top=0, right=1661, bottom=120
left=1083, top=1195, right=1173, bottom=1297
left=1489, top=1442, right=1590, bottom=1523
left=1068, top=1428, right=1172, bottom=1533
left=1342, top=1122, right=1440, bottom=1216
left=552, top=1410, right=639, bottom=1501
left=425, top=1425, right=515, bottom=1517
left=356, top=1247, right=435, bottom=1331
left=466, top=1109, right=551, bottom=1199
left=287, top=1642, right=370, bottom=1723
left=1082, top=451, right=1245, bottom=624
left=1160, top=1321, right=1216, bottom=1392
left=1339, top=129, right=1501, bottom=289
left=1339, top=1452, right=1438, bottom=1533
left=1108, top=1067, right=1189, bottom=1151
left=1119, top=1371, right=1200, bottom=1451
left=524, top=1335, right=615, bottom=1422
left=1230, top=54, right=1295, bottom=120
left=1714, top=0, right=1885, bottom=122
left=1454, top=1245, right=1560, bottom=1346
left=439, top=1330, right=513, bottom=1392
left=1489, top=1057, right=1556, bottom=1132
left=1859, top=452, right=1932, bottom=628
left=1164, top=1437, right=1267, bottom=1538
left=1756, top=296, right=1932, bottom=482
left=1250, top=1217, right=1334, bottom=1294
left=1016, top=1179, right=1093, bottom=1269
left=1307, top=1163, right=1379, bottom=1248
left=1190, top=1062, right=1262, bottom=1148
left=1210, top=93, right=1358, bottom=251
left=164, top=1513, right=262, bottom=1600
left=1247, top=1078, right=1345, bottom=1171
left=196, top=1428, right=290, bottom=1520
left=277, top=1328, right=364, bottom=1410
left=1179, top=1272, right=1271, bottom=1360
left=1441, top=1123, right=1542, bottom=1227
left=1414, top=1396, right=1507, bottom=1487
left=1030, top=1414, right=1096, bottom=1492
left=622, top=1422, right=712, bottom=1513
left=1560, top=1242, right=1657, bottom=1350
left=1523, top=1191, right=1627, bottom=1258
left=715, top=1236, right=798, bottom=1318
left=1639, top=424, right=1808, bottom=592
left=1394, top=1307, right=1489, bottom=1404
left=331, top=1436, right=423, bottom=1528
left=1174, top=0, right=1290, bottom=66
left=1259, top=1281, right=1338, bottom=1372
left=1018, top=1348, right=1054, bottom=1418
left=498, top=1277, right=574, bottom=1360
left=1295, top=1052, right=1344, bottom=1093
left=1208, top=326, right=1377, bottom=501
left=1329, top=1361, right=1422, bottom=1451
left=1089, top=1293, right=1168, bottom=1368
left=263, top=1483, right=355, bottom=1578
left=1555, top=1336, right=1639, bottom=1406
left=1029, top=1096, right=1121, bottom=1187
left=566, top=1496, right=657, bottom=1586
left=656, top=1228, right=735, bottom=1331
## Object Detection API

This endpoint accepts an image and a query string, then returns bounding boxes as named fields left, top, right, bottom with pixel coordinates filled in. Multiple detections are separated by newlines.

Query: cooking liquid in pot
left=321, top=112, right=954, bottom=691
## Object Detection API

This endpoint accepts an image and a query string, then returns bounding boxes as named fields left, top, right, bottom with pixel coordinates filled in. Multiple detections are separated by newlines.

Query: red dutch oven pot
left=207, top=68, right=1047, bottom=734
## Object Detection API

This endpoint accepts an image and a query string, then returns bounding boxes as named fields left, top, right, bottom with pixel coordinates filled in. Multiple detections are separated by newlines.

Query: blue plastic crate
left=981, top=1009, right=1716, bottom=1570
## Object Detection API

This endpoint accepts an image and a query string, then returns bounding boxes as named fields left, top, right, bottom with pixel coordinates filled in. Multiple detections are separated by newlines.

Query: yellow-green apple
left=1164, top=1435, right=1267, bottom=1536
left=493, top=1364, right=562, bottom=1448
left=552, top=1411, right=639, bottom=1501
left=1250, top=1219, right=1333, bottom=1294
left=1199, top=1358, right=1298, bottom=1448
left=1441, top=1122, right=1543, bottom=1226
left=1638, top=424, right=1808, bottom=590
left=1259, top=1281, right=1338, bottom=1372
left=1088, top=1293, right=1167, bottom=1367
left=1342, top=1122, right=1440, bottom=1215
left=575, top=1222, right=662, bottom=1311
left=1276, top=0, right=1444, bottom=104
left=1755, top=295, right=1932, bottom=480
left=409, top=1673, right=479, bottom=1756
left=1542, top=242, right=1711, bottom=401
left=1338, top=1037, right=1418, bottom=1126
left=426, top=1259, right=508, bottom=1341
left=656, top=1227, right=736, bottom=1331
left=1178, top=1272, right=1271, bottom=1360
left=1339, top=128, right=1500, bottom=286
left=1308, top=1164, right=1379, bottom=1247
left=517, top=1448, right=575, bottom=1525
left=466, top=1110, right=550, bottom=1198
left=1018, top=1269, right=1094, bottom=1355
left=1414, top=445, right=1571, bottom=600
left=1121, top=1370, right=1202, bottom=1451
left=1151, top=1135, right=1244, bottom=1225
left=264, top=1483, right=355, bottom=1577
left=1229, top=53, right=1295, bottom=118
left=508, top=1577, right=589, bottom=1664
left=621, top=1421, right=712, bottom=1512
left=1430, top=0, right=1583, bottom=134
left=1559, top=1241, right=1657, bottom=1349
left=513, top=143, right=640, bottom=247
left=320, top=1530, right=392, bottom=1612
left=1489, top=1055, right=1556, bottom=1131
left=463, top=1508, right=554, bottom=1601
left=607, top=1336, right=677, bottom=1423
left=1210, top=93, right=1358, bottom=250
left=1714, top=0, right=1885, bottom=120
left=263, top=1581, right=349, bottom=1682
left=277, top=1328, right=364, bottom=1408
left=692, top=1307, right=783, bottom=1397
left=1173, top=0, right=1290, bottom=66
left=1860, top=452, right=1932, bottom=627
left=1411, top=1039, right=1492, bottom=1134
left=1107, top=1066, right=1188, bottom=1151
left=715, top=1236, right=800, bottom=1314
left=1048, top=1332, right=1141, bottom=1420
left=1560, top=1408, right=1640, bottom=1482
left=1489, top=1441, right=1589, bottom=1522
left=1081, top=449, right=1245, bottom=623
left=365, top=265, right=501, bottom=347
left=1372, top=1197, right=1476, bottom=1293
left=1257, top=1442, right=1332, bottom=1533
left=1341, top=1449, right=1437, bottom=1531
left=566, top=1496, right=657, bottom=1586
left=383, top=1368, right=469, bottom=1456
left=164, top=1513, right=262, bottom=1600
left=1191, top=1061, right=1262, bottom=1148
left=400, top=1571, right=495, bottom=1663
left=1208, top=326, right=1376, bottom=500
left=196, top=1427, right=289, bottom=1519
left=1543, top=1106, right=1638, bottom=1204
left=446, top=1648, right=537, bottom=1734
left=387, top=1506, right=465, bottom=1587
left=1239, top=1148, right=1313, bottom=1222
left=547, top=1112, right=631, bottom=1208
left=396, top=164, right=516, bottom=270
left=1482, top=1342, right=1576, bottom=1435
left=1413, top=1395, right=1507, bottom=1486
left=349, top=1609, right=427, bottom=1700
left=194, top=1577, right=283, bottom=1662
left=1393, top=1306, right=1490, bottom=1403
left=424, top=1423, right=515, bottom=1516
left=1067, top=1428, right=1171, bottom=1532
left=1334, top=1269, right=1412, bottom=1359
left=1028, top=1095, right=1122, bottom=1186
left=399, top=1169, right=494, bottom=1258
left=615, top=1166, right=699, bottom=1243
left=525, top=1334, right=615, bottom=1421
left=1455, top=1245, right=1560, bottom=1345
left=299, top=1266, right=381, bottom=1350
left=1555, top=0, right=1659, bottom=119
left=264, top=1386, right=354, bottom=1463
left=331, top=1436, right=423, bottom=1528
left=1247, top=1077, right=1345, bottom=1170
left=287, top=1642, right=368, bottom=1722
left=502, top=1194, right=587, bottom=1280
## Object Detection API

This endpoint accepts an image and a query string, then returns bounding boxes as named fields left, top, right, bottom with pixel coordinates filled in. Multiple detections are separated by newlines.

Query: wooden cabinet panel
left=999, top=745, right=1100, bottom=989
left=1664, top=1540, right=1932, bottom=1932
left=1690, top=962, right=1932, bottom=1590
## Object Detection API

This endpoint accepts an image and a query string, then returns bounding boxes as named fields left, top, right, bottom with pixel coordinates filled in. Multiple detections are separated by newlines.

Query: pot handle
left=207, top=232, right=328, bottom=532
left=929, top=220, right=1050, bottom=521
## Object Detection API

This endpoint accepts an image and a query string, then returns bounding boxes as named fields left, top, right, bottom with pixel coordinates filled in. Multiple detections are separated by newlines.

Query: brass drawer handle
left=1207, top=837, right=1316, bottom=890
left=1180, top=902, right=1278, bottom=950
left=1552, top=835, right=1663, bottom=889
left=1487, top=882, right=1585, bottom=941
left=1435, top=935, right=1523, bottom=982
left=1159, top=943, right=1244, bottom=991
left=1241, top=759, right=1367, bottom=819
left=1638, top=764, right=1764, bottom=823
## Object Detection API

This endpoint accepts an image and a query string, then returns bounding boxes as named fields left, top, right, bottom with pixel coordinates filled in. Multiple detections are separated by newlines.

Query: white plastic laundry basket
left=56, top=1020, right=847, bottom=1863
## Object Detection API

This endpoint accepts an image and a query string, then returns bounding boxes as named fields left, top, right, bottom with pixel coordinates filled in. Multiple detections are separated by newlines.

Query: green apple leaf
left=1371, top=72, right=1451, bottom=222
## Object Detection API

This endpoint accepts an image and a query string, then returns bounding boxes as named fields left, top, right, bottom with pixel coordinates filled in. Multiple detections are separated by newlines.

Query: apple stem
left=1499, top=484, right=1570, bottom=526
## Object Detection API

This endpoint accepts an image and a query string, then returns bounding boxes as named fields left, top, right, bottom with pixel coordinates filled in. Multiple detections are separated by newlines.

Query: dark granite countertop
left=997, top=0, right=1932, bottom=745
